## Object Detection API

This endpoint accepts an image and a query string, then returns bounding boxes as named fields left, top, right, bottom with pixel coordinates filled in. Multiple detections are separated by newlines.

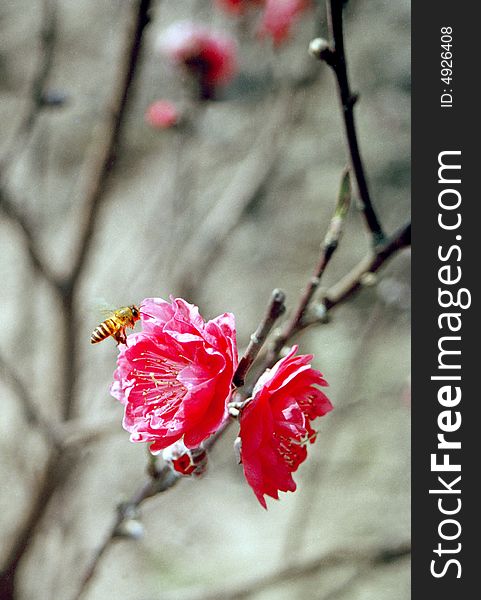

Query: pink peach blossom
left=111, top=297, right=238, bottom=453
left=239, top=345, right=332, bottom=508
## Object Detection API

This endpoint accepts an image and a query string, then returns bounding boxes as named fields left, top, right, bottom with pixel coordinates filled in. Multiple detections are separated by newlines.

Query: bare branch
left=233, top=289, right=286, bottom=388
left=0, top=185, right=59, bottom=287
left=0, top=3, right=154, bottom=594
left=0, top=0, right=58, bottom=173
left=322, top=221, right=411, bottom=313
left=61, top=0, right=152, bottom=422
left=68, top=0, right=152, bottom=287
left=159, top=542, right=410, bottom=600
left=0, top=350, right=61, bottom=447
left=74, top=419, right=233, bottom=600
left=319, top=0, right=386, bottom=246
left=267, top=168, right=351, bottom=363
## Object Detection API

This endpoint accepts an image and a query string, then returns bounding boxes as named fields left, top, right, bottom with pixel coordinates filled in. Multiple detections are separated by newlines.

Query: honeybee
left=90, top=305, right=140, bottom=345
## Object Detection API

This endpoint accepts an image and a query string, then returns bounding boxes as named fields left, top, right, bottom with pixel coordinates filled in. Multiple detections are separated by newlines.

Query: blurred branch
left=0, top=350, right=61, bottom=447
left=68, top=0, right=152, bottom=287
left=0, top=0, right=58, bottom=173
left=174, top=89, right=294, bottom=299
left=161, top=542, right=410, bottom=600
left=0, top=3, right=153, bottom=597
left=0, top=449, right=69, bottom=599
left=318, top=0, right=386, bottom=246
left=0, top=185, right=59, bottom=286
left=61, top=0, right=152, bottom=422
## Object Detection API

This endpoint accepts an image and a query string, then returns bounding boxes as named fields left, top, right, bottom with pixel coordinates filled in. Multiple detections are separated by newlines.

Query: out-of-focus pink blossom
left=163, top=439, right=208, bottom=477
left=215, top=0, right=263, bottom=15
left=145, top=100, right=179, bottom=129
left=111, top=297, right=238, bottom=453
left=238, top=346, right=332, bottom=508
left=158, top=22, right=238, bottom=98
left=258, top=0, right=310, bottom=45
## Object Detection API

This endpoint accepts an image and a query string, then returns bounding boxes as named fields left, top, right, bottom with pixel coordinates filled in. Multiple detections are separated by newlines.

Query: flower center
left=131, top=351, right=187, bottom=415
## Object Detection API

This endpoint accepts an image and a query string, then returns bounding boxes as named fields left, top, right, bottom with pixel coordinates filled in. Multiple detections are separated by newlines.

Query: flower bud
left=145, top=100, right=179, bottom=129
left=163, top=440, right=208, bottom=478
left=308, top=37, right=334, bottom=63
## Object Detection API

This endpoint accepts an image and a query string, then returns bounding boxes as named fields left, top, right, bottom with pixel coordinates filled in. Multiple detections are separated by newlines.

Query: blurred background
left=0, top=0, right=410, bottom=598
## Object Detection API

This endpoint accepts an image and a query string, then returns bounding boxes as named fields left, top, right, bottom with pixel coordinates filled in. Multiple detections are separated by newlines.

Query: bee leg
left=114, top=329, right=127, bottom=345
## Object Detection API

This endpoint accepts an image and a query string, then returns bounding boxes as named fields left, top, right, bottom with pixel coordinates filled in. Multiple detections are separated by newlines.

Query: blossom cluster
left=111, top=297, right=332, bottom=507
left=145, top=2, right=310, bottom=126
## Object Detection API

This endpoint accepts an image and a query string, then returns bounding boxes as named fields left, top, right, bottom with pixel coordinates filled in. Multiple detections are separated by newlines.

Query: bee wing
left=99, top=308, right=118, bottom=318
left=92, top=299, right=117, bottom=318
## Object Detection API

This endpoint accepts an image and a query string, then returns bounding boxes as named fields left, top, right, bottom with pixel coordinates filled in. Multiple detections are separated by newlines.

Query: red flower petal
left=111, top=297, right=238, bottom=452
left=239, top=347, right=332, bottom=507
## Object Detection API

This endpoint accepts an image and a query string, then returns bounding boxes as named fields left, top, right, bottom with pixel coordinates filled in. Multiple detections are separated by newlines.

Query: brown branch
left=74, top=419, right=233, bottom=600
left=323, top=221, right=411, bottom=312
left=0, top=449, right=69, bottom=599
left=0, top=4, right=153, bottom=596
left=322, top=0, right=385, bottom=246
left=0, top=186, right=59, bottom=287
left=267, top=222, right=410, bottom=365
left=267, top=168, right=351, bottom=363
left=233, top=289, right=286, bottom=387
left=67, top=0, right=152, bottom=287
left=0, top=351, right=61, bottom=448
left=60, top=0, right=152, bottom=422
left=0, top=0, right=58, bottom=173
left=160, top=542, right=410, bottom=600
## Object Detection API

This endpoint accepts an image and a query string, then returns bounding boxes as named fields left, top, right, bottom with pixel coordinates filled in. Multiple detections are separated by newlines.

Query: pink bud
left=145, top=100, right=179, bottom=129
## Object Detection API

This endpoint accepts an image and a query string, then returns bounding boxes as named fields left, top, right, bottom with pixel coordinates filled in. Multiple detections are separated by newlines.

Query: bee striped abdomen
left=90, top=318, right=119, bottom=344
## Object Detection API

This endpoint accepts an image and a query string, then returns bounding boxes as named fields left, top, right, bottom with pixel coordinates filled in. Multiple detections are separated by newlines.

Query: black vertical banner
left=413, top=1, right=477, bottom=597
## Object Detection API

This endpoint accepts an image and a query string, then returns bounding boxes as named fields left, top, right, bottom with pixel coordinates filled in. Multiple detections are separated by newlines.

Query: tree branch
left=233, top=289, right=286, bottom=387
left=67, top=0, right=152, bottom=287
left=160, top=542, right=410, bottom=600
left=323, top=0, right=385, bottom=246
left=0, top=3, right=154, bottom=595
left=0, top=351, right=61, bottom=448
left=322, top=221, right=411, bottom=312
left=61, top=0, right=152, bottom=422
left=0, top=0, right=58, bottom=173
left=0, top=185, right=59, bottom=287
left=267, top=168, right=351, bottom=363
left=73, top=419, right=233, bottom=600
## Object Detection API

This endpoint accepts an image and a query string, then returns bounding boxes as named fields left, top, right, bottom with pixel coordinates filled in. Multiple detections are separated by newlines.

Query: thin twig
left=324, top=0, right=385, bottom=245
left=74, top=419, right=233, bottom=600
left=322, top=221, right=411, bottom=313
left=268, top=168, right=351, bottom=363
left=270, top=222, right=411, bottom=362
left=233, top=289, right=286, bottom=387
